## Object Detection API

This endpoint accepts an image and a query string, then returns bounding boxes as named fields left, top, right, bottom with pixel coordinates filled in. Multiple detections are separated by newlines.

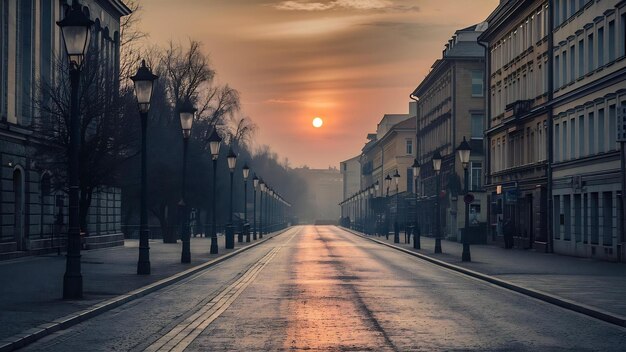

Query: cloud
left=274, top=0, right=392, bottom=11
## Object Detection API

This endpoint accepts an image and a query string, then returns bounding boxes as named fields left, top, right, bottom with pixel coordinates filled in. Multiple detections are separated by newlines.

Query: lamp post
left=412, top=158, right=421, bottom=249
left=242, top=164, right=250, bottom=243
left=384, top=174, right=392, bottom=239
left=57, top=1, right=93, bottom=298
left=208, top=129, right=222, bottom=254
left=131, top=61, right=158, bottom=274
left=178, top=99, right=195, bottom=263
left=259, top=181, right=265, bottom=238
left=393, top=170, right=401, bottom=243
left=432, top=150, right=442, bottom=254
left=252, top=174, right=259, bottom=240
left=226, top=148, right=237, bottom=249
left=457, top=137, right=472, bottom=262
left=374, top=181, right=380, bottom=236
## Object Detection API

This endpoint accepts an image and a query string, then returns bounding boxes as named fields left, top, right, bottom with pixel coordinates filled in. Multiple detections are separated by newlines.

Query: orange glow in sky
left=137, top=0, right=499, bottom=168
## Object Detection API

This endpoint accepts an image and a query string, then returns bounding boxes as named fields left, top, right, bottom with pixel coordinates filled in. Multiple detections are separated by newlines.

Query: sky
left=137, top=0, right=499, bottom=169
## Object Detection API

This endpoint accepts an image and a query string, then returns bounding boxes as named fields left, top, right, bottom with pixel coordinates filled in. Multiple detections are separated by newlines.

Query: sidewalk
left=0, top=233, right=276, bottom=343
left=352, top=229, right=626, bottom=319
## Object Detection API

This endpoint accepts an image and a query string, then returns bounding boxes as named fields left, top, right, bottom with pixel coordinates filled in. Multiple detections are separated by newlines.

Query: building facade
left=480, top=0, right=552, bottom=250
left=340, top=155, right=361, bottom=205
left=551, top=0, right=626, bottom=260
left=0, top=0, right=130, bottom=256
left=413, top=23, right=488, bottom=241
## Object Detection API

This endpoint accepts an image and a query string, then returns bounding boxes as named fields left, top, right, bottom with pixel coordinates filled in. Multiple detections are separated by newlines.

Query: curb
left=339, top=226, right=626, bottom=328
left=0, top=228, right=292, bottom=352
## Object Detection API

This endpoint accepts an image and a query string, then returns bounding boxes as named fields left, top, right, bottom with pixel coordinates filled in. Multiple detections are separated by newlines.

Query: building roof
left=105, top=0, right=133, bottom=16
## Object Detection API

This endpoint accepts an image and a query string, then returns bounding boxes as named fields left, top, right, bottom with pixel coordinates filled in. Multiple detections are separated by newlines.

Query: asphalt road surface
left=23, top=226, right=626, bottom=351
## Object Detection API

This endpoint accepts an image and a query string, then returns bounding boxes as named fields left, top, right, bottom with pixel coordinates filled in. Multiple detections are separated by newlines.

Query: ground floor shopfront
left=486, top=176, right=549, bottom=252
left=552, top=157, right=624, bottom=261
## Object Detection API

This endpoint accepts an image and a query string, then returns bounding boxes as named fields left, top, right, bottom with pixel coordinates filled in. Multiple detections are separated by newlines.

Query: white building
left=551, top=0, right=626, bottom=261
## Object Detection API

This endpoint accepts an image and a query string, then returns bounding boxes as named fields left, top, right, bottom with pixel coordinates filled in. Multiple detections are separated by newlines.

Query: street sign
left=617, top=105, right=626, bottom=142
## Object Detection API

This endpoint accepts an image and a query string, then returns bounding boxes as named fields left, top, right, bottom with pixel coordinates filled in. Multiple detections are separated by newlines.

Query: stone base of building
left=0, top=233, right=124, bottom=260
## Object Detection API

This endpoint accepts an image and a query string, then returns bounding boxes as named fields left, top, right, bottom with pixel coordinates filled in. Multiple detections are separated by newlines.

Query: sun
left=312, top=117, right=323, bottom=128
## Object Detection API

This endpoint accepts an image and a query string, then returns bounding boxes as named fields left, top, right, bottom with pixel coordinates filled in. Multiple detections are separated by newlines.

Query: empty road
left=23, top=226, right=626, bottom=351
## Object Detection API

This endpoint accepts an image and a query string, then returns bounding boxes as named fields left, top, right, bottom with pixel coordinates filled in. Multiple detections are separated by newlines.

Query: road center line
left=143, top=228, right=299, bottom=352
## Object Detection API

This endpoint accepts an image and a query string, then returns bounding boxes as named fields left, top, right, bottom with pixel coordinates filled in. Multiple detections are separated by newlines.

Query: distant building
left=294, top=167, right=342, bottom=223
left=413, top=23, right=488, bottom=241
left=550, top=0, right=626, bottom=260
left=355, top=114, right=416, bottom=230
left=340, top=155, right=361, bottom=205
left=0, top=0, right=130, bottom=257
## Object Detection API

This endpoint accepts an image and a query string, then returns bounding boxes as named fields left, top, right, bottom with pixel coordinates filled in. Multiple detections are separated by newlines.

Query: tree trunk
left=160, top=202, right=177, bottom=243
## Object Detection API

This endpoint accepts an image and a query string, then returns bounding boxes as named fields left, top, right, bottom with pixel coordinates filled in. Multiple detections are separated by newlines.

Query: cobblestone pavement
left=21, top=226, right=626, bottom=351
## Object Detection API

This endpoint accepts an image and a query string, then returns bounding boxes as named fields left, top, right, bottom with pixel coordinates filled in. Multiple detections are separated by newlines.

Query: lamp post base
left=181, top=239, right=191, bottom=263
left=210, top=236, right=218, bottom=254
left=63, top=272, right=83, bottom=300
left=434, top=238, right=442, bottom=254
left=462, top=242, right=471, bottom=262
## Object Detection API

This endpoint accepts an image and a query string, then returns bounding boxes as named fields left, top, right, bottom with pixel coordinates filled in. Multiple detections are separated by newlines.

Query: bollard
left=225, top=224, right=235, bottom=249
left=244, top=223, right=251, bottom=243
left=414, top=224, right=421, bottom=250
left=393, top=222, right=400, bottom=243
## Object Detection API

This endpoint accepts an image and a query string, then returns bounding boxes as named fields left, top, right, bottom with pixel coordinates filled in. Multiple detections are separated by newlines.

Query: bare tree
left=33, top=48, right=139, bottom=233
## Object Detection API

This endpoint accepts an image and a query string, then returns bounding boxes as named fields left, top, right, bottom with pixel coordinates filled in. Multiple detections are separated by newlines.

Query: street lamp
left=242, top=163, right=250, bottom=243
left=412, top=158, right=421, bottom=250
left=226, top=148, right=237, bottom=249
left=374, top=181, right=380, bottom=236
left=457, top=137, right=472, bottom=262
left=178, top=99, right=195, bottom=263
left=432, top=150, right=442, bottom=254
left=252, top=174, right=259, bottom=240
left=393, top=170, right=401, bottom=243
left=131, top=61, right=158, bottom=275
left=208, top=129, right=222, bottom=254
left=259, top=181, right=266, bottom=238
left=57, top=0, right=93, bottom=299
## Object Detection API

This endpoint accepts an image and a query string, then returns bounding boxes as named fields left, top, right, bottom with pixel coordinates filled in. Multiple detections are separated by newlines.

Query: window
left=562, top=50, right=568, bottom=84
left=471, top=71, right=484, bottom=97
left=587, top=34, right=594, bottom=72
left=471, top=114, right=484, bottom=139
left=570, top=118, right=575, bottom=159
left=579, top=115, right=585, bottom=157
left=589, top=112, right=595, bottom=154
left=555, top=124, right=560, bottom=161
left=563, top=195, right=571, bottom=240
left=570, top=45, right=575, bottom=83
left=590, top=193, right=599, bottom=244
left=555, top=55, right=561, bottom=87
left=578, top=39, right=585, bottom=77
left=609, top=21, right=616, bottom=61
left=470, top=162, right=482, bottom=191
left=406, top=139, right=413, bottom=155
left=603, top=192, right=613, bottom=246
left=598, top=108, right=605, bottom=153
left=18, top=0, right=33, bottom=124
left=621, top=14, right=626, bottom=57
left=598, top=27, right=604, bottom=67
left=609, top=104, right=617, bottom=150
left=562, top=120, right=568, bottom=160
